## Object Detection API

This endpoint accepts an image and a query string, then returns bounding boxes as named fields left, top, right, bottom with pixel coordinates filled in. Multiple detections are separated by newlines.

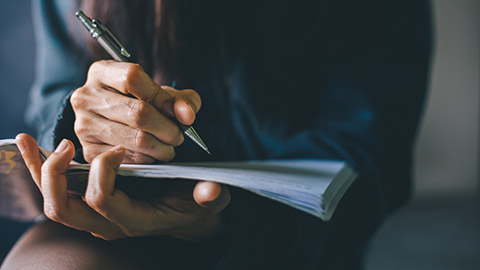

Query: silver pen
left=75, top=11, right=211, bottom=155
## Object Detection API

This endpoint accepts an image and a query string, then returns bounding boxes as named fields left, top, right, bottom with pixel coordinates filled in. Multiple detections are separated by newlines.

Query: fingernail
left=16, top=140, right=25, bottom=155
left=55, top=139, right=70, bottom=153
left=187, top=102, right=197, bottom=114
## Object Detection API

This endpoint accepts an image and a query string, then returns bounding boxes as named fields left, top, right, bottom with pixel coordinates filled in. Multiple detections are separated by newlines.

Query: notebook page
left=108, top=160, right=343, bottom=197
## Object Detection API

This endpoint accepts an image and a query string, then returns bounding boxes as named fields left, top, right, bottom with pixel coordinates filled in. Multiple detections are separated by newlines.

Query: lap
left=1, top=220, right=218, bottom=270
left=1, top=183, right=382, bottom=270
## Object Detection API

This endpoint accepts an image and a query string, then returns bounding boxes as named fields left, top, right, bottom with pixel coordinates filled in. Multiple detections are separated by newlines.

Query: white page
left=70, top=160, right=345, bottom=197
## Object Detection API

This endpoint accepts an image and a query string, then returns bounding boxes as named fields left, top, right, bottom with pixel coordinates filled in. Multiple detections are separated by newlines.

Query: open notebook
left=0, top=139, right=357, bottom=221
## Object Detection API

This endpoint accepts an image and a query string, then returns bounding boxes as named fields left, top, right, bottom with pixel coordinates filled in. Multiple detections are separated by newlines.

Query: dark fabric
left=26, top=0, right=432, bottom=269
left=26, top=0, right=89, bottom=150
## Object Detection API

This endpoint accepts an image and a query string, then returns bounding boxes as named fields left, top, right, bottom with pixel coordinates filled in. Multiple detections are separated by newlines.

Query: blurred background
left=366, top=1, right=480, bottom=269
left=0, top=1, right=35, bottom=263
left=416, top=0, right=478, bottom=197
left=0, top=0, right=478, bottom=268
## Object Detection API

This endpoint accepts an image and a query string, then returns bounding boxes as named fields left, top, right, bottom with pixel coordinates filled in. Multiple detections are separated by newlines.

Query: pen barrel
left=97, top=36, right=130, bottom=62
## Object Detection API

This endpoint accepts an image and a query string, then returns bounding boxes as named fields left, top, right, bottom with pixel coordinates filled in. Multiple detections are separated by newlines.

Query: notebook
left=0, top=139, right=357, bottom=221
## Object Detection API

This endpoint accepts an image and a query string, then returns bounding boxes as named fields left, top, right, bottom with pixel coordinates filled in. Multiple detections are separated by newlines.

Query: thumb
left=193, top=181, right=230, bottom=211
left=16, top=133, right=43, bottom=188
left=163, top=87, right=202, bottom=126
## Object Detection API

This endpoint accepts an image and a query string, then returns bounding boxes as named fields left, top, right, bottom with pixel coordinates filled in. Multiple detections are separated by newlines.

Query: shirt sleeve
left=26, top=0, right=89, bottom=151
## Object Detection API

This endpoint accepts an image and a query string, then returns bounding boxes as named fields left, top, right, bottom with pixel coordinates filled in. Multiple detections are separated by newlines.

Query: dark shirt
left=27, top=0, right=431, bottom=269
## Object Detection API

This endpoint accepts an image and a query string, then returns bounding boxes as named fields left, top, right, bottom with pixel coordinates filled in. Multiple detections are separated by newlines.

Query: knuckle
left=124, top=63, right=143, bottom=90
left=170, top=131, right=183, bottom=146
left=155, top=146, right=175, bottom=162
left=83, top=147, right=98, bottom=163
left=126, top=100, right=150, bottom=128
left=145, top=88, right=160, bottom=104
left=133, top=129, right=156, bottom=154
left=74, top=117, right=90, bottom=137
left=87, top=62, right=101, bottom=82
left=70, top=87, right=88, bottom=110
left=133, top=130, right=153, bottom=150
left=174, top=132, right=184, bottom=146
left=85, top=192, right=108, bottom=211
left=89, top=61, right=101, bottom=73
left=88, top=60, right=106, bottom=77
left=92, top=152, right=114, bottom=171
left=127, top=151, right=153, bottom=164
left=84, top=154, right=94, bottom=164
left=161, top=127, right=182, bottom=146
left=43, top=204, right=64, bottom=223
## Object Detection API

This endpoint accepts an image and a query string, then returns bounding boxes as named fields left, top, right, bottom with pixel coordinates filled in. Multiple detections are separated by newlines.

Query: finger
left=86, top=146, right=194, bottom=236
left=72, top=88, right=183, bottom=146
left=85, top=146, right=149, bottom=234
left=76, top=114, right=177, bottom=162
left=15, top=133, right=43, bottom=189
left=82, top=142, right=157, bottom=164
left=87, top=60, right=173, bottom=113
left=193, top=182, right=230, bottom=212
left=85, top=146, right=125, bottom=217
left=41, top=140, right=125, bottom=240
left=41, top=139, right=76, bottom=209
left=163, top=87, right=202, bottom=126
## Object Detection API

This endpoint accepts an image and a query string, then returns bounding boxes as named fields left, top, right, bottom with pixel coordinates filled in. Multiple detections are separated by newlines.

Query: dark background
left=0, top=1, right=479, bottom=269
left=0, top=1, right=35, bottom=262
left=0, top=1, right=34, bottom=139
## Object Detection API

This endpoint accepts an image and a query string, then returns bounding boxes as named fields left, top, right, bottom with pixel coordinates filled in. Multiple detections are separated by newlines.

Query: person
left=1, top=0, right=432, bottom=269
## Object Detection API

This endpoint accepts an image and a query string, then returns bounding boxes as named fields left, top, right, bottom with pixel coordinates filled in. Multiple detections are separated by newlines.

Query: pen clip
left=93, top=19, right=131, bottom=59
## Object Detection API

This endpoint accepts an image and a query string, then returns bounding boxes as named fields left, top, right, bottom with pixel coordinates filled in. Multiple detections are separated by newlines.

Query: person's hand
left=15, top=133, right=230, bottom=241
left=70, top=60, right=202, bottom=163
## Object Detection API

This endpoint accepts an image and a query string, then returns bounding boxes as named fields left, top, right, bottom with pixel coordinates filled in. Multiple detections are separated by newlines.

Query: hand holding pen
left=70, top=11, right=210, bottom=164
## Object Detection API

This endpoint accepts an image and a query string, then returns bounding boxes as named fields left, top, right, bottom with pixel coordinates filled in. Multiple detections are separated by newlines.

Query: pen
left=75, top=10, right=211, bottom=155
